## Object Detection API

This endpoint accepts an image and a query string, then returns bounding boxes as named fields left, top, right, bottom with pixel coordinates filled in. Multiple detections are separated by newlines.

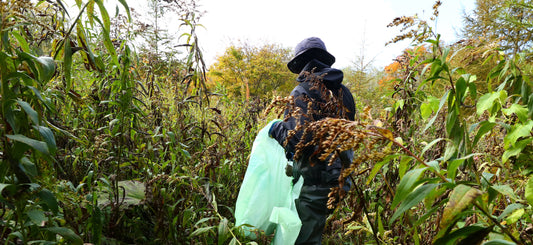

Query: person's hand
left=285, top=164, right=293, bottom=177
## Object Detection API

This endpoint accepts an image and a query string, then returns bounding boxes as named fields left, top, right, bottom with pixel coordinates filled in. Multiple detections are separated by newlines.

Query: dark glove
left=285, top=164, right=293, bottom=177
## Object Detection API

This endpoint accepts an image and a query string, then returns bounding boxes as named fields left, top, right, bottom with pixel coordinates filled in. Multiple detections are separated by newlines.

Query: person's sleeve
left=341, top=85, right=356, bottom=121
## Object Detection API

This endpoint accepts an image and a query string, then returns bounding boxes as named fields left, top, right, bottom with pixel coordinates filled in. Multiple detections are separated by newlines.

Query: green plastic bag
left=235, top=120, right=302, bottom=244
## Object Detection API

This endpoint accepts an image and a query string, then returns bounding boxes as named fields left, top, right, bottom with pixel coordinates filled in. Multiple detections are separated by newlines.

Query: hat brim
left=287, top=48, right=335, bottom=74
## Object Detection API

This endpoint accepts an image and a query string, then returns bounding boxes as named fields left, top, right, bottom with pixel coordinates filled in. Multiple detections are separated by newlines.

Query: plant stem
left=372, top=130, right=449, bottom=183
left=352, top=176, right=381, bottom=245
left=473, top=202, right=523, bottom=244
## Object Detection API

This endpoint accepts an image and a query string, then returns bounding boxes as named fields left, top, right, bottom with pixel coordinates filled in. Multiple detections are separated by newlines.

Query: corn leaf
left=17, top=100, right=39, bottom=126
left=6, top=134, right=49, bottom=155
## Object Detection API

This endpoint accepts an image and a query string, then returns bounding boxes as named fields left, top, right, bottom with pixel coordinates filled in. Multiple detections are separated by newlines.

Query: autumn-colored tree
left=208, top=42, right=295, bottom=100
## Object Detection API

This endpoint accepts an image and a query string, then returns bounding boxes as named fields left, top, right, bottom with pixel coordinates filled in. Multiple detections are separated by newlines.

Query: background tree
left=463, top=0, right=533, bottom=55
left=208, top=42, right=295, bottom=100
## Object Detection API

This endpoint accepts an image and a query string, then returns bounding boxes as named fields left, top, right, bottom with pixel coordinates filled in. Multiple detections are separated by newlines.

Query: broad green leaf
left=395, top=99, right=405, bottom=110
left=455, top=77, right=467, bottom=101
left=20, top=157, right=38, bottom=178
left=189, top=226, right=215, bottom=237
left=43, top=227, right=83, bottom=245
left=27, top=209, right=47, bottom=226
left=502, top=104, right=528, bottom=123
left=420, top=101, right=433, bottom=120
left=366, top=161, right=386, bottom=185
left=483, top=239, right=517, bottom=245
left=17, top=52, right=40, bottom=81
left=430, top=59, right=443, bottom=79
left=528, top=93, right=533, bottom=119
left=443, top=142, right=458, bottom=162
left=195, top=217, right=217, bottom=226
left=0, top=183, right=14, bottom=200
left=525, top=176, right=533, bottom=206
left=398, top=156, right=413, bottom=179
left=92, top=15, right=118, bottom=66
left=454, top=226, right=492, bottom=245
left=472, top=121, right=497, bottom=146
left=477, top=91, right=506, bottom=116
left=391, top=167, right=428, bottom=208
left=12, top=31, right=30, bottom=52
left=17, top=100, right=39, bottom=126
left=445, top=108, right=458, bottom=136
left=35, top=56, right=55, bottom=83
left=6, top=134, right=49, bottom=155
left=8, top=232, right=23, bottom=241
left=427, top=160, right=440, bottom=173
left=29, top=86, right=54, bottom=112
left=503, top=120, right=533, bottom=148
left=439, top=185, right=482, bottom=231
left=390, top=183, right=438, bottom=223
left=87, top=0, right=95, bottom=25
left=94, top=0, right=110, bottom=30
left=491, top=184, right=519, bottom=201
left=505, top=208, right=524, bottom=225
left=64, top=37, right=73, bottom=90
left=481, top=172, right=495, bottom=188
left=468, top=79, right=477, bottom=99
left=502, top=138, right=533, bottom=163
left=218, top=218, right=230, bottom=245
left=117, top=0, right=132, bottom=21
left=498, top=203, right=524, bottom=221
left=424, top=90, right=449, bottom=133
left=447, top=159, right=464, bottom=179
left=421, top=138, right=446, bottom=157
left=39, top=189, right=59, bottom=213
left=229, top=237, right=239, bottom=245
left=434, top=225, right=488, bottom=245
left=420, top=96, right=439, bottom=120
left=34, top=126, right=57, bottom=154
left=446, top=154, right=481, bottom=180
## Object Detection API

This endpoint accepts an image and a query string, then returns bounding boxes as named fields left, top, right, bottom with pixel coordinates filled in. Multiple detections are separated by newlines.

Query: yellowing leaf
left=526, top=176, right=533, bottom=207
left=505, top=208, right=524, bottom=225
left=439, top=185, right=482, bottom=231
left=374, top=127, right=394, bottom=141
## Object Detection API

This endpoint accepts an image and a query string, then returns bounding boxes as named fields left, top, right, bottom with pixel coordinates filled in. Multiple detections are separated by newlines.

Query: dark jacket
left=269, top=59, right=355, bottom=185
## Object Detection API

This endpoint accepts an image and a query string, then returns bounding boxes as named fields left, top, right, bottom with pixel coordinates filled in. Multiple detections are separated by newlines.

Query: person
left=268, top=37, right=356, bottom=244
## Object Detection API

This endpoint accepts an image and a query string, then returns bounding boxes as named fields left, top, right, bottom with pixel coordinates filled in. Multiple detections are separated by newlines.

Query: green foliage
left=2, top=0, right=533, bottom=244
left=319, top=2, right=533, bottom=244
left=0, top=0, right=260, bottom=244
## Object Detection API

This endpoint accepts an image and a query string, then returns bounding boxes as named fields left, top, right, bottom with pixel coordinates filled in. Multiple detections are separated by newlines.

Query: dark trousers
left=294, top=185, right=331, bottom=244
left=293, top=159, right=346, bottom=245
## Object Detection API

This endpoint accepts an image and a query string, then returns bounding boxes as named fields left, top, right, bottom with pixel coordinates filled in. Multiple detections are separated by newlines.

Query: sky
left=64, top=0, right=476, bottom=69
left=195, top=0, right=476, bottom=69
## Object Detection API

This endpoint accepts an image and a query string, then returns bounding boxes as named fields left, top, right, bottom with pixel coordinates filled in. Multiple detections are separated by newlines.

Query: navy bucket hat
left=287, top=37, right=336, bottom=74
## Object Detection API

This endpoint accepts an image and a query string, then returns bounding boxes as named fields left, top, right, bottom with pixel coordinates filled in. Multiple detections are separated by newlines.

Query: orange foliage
left=378, top=45, right=428, bottom=90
